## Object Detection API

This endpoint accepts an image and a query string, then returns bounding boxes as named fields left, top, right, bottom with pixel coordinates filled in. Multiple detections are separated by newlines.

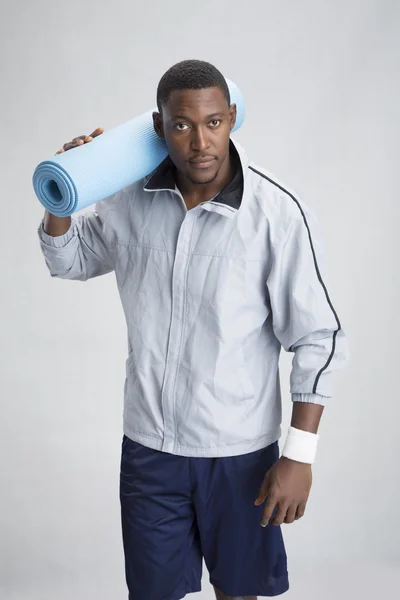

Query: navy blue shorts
left=120, top=435, right=289, bottom=599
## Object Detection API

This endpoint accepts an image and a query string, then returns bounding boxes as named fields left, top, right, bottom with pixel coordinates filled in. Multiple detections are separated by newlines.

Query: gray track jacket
left=37, top=138, right=349, bottom=457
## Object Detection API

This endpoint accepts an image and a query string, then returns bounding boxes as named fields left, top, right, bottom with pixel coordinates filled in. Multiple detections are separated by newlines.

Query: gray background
left=1, top=0, right=399, bottom=598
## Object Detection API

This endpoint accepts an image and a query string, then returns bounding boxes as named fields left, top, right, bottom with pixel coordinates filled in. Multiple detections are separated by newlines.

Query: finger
left=55, top=149, right=64, bottom=154
left=84, top=136, right=93, bottom=142
left=295, top=502, right=307, bottom=520
left=63, top=140, right=83, bottom=150
left=270, top=501, right=289, bottom=526
left=72, top=135, right=87, bottom=142
left=284, top=504, right=297, bottom=524
left=254, top=475, right=270, bottom=506
left=63, top=139, right=84, bottom=151
left=260, top=495, right=278, bottom=527
left=89, top=127, right=104, bottom=138
left=64, top=141, right=83, bottom=151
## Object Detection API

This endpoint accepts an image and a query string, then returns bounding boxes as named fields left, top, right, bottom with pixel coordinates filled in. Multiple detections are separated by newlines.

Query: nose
left=190, top=126, right=210, bottom=152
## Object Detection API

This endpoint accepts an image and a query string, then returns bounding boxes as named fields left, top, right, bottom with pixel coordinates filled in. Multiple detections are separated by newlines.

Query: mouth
left=188, top=157, right=216, bottom=170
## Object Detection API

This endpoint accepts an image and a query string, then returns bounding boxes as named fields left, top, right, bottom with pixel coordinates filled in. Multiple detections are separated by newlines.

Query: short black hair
left=156, top=59, right=230, bottom=114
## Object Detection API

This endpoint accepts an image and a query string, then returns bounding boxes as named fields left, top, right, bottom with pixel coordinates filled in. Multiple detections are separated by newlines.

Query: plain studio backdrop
left=1, top=0, right=399, bottom=598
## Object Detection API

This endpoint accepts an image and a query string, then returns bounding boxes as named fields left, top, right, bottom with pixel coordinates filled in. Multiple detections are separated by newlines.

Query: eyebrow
left=171, top=112, right=225, bottom=121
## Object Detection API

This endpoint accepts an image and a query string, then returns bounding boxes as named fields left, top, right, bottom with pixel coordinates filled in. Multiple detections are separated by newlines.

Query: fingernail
left=261, top=523, right=267, bottom=528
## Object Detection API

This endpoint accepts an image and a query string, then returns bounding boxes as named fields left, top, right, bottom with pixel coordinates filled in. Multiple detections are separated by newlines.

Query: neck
left=174, top=152, right=235, bottom=206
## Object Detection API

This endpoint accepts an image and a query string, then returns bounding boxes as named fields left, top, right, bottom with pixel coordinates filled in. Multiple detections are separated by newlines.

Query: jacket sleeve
left=37, top=197, right=117, bottom=281
left=266, top=201, right=349, bottom=406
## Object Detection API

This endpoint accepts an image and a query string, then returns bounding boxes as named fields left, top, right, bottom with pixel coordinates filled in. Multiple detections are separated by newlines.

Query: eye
left=174, top=123, right=189, bottom=131
left=209, top=119, right=221, bottom=128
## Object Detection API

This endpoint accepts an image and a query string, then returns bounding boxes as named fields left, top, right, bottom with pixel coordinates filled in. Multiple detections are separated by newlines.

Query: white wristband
left=281, top=426, right=319, bottom=464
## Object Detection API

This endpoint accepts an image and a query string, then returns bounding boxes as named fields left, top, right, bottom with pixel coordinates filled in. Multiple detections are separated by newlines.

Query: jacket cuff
left=292, top=392, right=329, bottom=406
left=37, top=219, right=75, bottom=248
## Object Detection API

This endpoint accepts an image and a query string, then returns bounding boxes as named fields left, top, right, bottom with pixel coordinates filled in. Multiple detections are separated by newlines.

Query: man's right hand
left=55, top=127, right=104, bottom=154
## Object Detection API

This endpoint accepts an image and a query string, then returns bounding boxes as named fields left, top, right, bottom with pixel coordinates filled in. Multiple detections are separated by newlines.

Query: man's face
left=153, top=87, right=236, bottom=185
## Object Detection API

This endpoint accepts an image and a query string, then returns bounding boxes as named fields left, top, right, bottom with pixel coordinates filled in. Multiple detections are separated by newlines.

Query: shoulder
left=94, top=178, right=146, bottom=216
left=247, top=161, right=318, bottom=231
left=91, top=178, right=146, bottom=243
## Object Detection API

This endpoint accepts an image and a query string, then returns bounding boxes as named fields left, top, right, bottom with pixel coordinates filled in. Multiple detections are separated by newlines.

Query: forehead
left=163, top=87, right=228, bottom=118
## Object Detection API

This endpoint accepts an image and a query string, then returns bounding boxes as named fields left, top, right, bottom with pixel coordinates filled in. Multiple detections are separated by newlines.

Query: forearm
left=290, top=402, right=324, bottom=434
left=43, top=210, right=71, bottom=237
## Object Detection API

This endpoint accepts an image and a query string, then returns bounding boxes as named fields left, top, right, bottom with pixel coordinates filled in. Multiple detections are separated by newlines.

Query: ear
left=229, top=103, right=237, bottom=132
left=152, top=111, right=164, bottom=139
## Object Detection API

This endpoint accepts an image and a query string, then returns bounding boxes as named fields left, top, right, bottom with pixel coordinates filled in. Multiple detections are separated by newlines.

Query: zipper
left=170, top=212, right=197, bottom=448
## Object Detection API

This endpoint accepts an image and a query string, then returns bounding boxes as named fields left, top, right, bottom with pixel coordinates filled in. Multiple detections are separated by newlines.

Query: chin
left=186, top=167, right=219, bottom=185
left=188, top=176, right=218, bottom=185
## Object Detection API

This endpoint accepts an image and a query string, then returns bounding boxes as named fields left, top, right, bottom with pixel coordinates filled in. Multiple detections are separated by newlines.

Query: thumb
left=254, top=471, right=271, bottom=506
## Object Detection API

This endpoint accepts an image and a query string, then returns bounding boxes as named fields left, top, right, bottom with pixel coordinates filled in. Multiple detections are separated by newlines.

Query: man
left=38, top=59, right=349, bottom=599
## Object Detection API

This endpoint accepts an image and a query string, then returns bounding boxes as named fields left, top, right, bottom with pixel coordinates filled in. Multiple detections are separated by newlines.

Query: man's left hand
left=254, top=456, right=312, bottom=526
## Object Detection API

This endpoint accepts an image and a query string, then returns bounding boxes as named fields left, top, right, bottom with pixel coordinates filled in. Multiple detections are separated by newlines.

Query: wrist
left=281, top=426, right=319, bottom=464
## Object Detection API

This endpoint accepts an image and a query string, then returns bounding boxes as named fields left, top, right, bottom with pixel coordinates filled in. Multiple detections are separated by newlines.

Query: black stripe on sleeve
left=249, top=165, right=342, bottom=394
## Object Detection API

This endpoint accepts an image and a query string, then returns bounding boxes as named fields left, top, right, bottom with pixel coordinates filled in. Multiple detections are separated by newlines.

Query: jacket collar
left=143, top=138, right=249, bottom=218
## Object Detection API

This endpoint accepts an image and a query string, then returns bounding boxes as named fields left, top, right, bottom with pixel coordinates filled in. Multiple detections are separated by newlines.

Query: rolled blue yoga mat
left=32, top=79, right=245, bottom=217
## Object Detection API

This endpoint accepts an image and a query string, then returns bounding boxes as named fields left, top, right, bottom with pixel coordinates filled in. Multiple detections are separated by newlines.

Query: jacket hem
left=123, top=425, right=282, bottom=457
